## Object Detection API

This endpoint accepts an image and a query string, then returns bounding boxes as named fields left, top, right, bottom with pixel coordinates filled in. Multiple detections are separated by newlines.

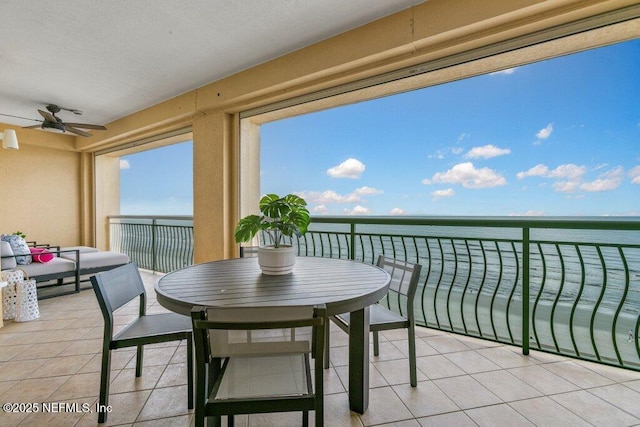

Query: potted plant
left=234, top=193, right=310, bottom=275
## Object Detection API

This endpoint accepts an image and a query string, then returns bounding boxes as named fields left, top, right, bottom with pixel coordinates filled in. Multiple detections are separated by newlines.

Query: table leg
left=348, top=305, right=370, bottom=413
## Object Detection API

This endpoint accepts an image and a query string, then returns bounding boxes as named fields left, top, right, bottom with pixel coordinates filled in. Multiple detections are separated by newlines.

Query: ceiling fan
left=0, top=104, right=107, bottom=137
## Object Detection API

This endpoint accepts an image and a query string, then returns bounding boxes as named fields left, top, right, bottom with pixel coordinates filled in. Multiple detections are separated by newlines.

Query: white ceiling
left=0, top=0, right=424, bottom=133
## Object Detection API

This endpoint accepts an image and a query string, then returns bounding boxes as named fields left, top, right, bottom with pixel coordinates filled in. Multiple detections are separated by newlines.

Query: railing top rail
left=109, top=215, right=193, bottom=221
left=309, top=216, right=640, bottom=230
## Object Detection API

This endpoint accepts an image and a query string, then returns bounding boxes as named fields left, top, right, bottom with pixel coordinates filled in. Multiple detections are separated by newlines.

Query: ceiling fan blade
left=63, top=122, right=107, bottom=130
left=0, top=112, right=42, bottom=123
left=23, top=124, right=42, bottom=129
left=64, top=126, right=92, bottom=137
left=38, top=109, right=58, bottom=122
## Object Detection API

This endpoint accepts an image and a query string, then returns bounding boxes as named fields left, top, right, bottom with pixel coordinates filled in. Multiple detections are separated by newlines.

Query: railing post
left=522, top=227, right=530, bottom=355
left=152, top=218, right=157, bottom=273
left=350, top=223, right=356, bottom=260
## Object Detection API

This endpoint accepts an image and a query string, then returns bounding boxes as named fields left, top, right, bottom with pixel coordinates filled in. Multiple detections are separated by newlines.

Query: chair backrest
left=376, top=255, right=422, bottom=318
left=91, top=262, right=146, bottom=318
left=191, top=304, right=325, bottom=358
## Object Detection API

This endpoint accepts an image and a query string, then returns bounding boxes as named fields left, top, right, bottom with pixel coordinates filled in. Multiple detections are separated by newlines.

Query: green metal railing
left=109, top=216, right=193, bottom=273
left=109, top=215, right=640, bottom=371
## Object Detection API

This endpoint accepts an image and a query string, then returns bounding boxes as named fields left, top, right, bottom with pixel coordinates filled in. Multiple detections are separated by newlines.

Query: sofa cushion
left=74, top=251, right=130, bottom=270
left=1, top=234, right=31, bottom=265
left=1, top=241, right=17, bottom=270
left=18, top=257, right=76, bottom=278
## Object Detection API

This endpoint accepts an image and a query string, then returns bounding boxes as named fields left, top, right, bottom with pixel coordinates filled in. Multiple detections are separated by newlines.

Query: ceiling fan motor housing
left=41, top=120, right=65, bottom=133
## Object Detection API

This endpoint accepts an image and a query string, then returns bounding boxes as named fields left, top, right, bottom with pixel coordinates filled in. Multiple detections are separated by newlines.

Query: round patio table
left=155, top=256, right=390, bottom=414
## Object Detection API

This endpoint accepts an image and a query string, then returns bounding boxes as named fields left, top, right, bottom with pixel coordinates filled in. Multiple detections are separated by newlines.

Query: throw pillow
left=1, top=234, right=32, bottom=265
left=1, top=241, right=18, bottom=269
left=30, top=247, right=54, bottom=263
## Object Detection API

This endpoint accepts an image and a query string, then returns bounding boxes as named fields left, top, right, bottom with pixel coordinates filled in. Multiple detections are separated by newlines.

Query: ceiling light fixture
left=0, top=129, right=19, bottom=149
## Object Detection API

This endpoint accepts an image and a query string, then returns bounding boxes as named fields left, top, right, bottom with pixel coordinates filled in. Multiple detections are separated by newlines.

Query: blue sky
left=121, top=39, right=639, bottom=216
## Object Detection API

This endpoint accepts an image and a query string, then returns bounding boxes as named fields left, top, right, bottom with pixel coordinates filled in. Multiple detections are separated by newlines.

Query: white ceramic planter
left=257, top=245, right=296, bottom=275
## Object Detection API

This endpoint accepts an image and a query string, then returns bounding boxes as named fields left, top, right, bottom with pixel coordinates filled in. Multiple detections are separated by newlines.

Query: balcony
left=0, top=268, right=639, bottom=425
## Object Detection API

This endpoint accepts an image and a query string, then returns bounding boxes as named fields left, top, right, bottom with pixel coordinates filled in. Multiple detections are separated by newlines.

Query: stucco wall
left=0, top=128, right=81, bottom=246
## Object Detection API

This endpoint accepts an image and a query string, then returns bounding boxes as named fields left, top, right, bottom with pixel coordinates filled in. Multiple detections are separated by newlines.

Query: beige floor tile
left=588, top=383, right=640, bottom=418
left=417, top=411, right=476, bottom=426
left=136, top=385, right=192, bottom=421
left=324, top=392, right=363, bottom=426
left=15, top=341, right=66, bottom=360
left=358, top=386, right=414, bottom=426
left=28, top=354, right=94, bottom=378
left=76, top=390, right=150, bottom=426
left=550, top=389, right=640, bottom=426
left=424, top=335, right=471, bottom=354
left=509, top=396, right=591, bottom=426
left=392, top=381, right=459, bottom=418
left=109, top=365, right=165, bottom=394
left=57, top=338, right=103, bottom=356
left=507, top=364, right=580, bottom=395
left=0, top=359, right=47, bottom=381
left=374, top=358, right=427, bottom=385
left=2, top=375, right=69, bottom=403
left=444, top=350, right=501, bottom=374
left=432, top=375, right=501, bottom=410
left=542, top=360, right=615, bottom=388
left=156, top=362, right=189, bottom=388
left=465, top=403, right=534, bottom=426
left=18, top=399, right=92, bottom=427
left=476, top=345, right=540, bottom=369
left=0, top=343, right=31, bottom=362
left=54, top=371, right=102, bottom=400
left=133, top=414, right=192, bottom=426
left=415, top=354, right=466, bottom=380
left=472, top=370, right=542, bottom=402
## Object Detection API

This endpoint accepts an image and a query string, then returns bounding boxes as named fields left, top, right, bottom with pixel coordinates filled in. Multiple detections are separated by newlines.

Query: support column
left=192, top=112, right=237, bottom=263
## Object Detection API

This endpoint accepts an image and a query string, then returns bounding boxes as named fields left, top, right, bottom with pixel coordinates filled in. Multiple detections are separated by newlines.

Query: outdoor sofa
left=1, top=242, right=130, bottom=299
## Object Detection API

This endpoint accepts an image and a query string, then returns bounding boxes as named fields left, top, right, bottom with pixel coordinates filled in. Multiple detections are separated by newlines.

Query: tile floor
left=1, top=270, right=640, bottom=426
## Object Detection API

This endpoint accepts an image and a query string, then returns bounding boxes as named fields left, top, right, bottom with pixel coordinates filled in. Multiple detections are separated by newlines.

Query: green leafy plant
left=13, top=231, right=26, bottom=239
left=234, top=193, right=310, bottom=248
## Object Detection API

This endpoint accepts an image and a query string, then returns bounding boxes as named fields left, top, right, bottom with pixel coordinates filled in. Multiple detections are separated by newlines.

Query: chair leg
left=97, top=347, right=112, bottom=423
left=135, top=344, right=143, bottom=377
left=323, top=321, right=330, bottom=369
left=187, top=334, right=194, bottom=409
left=228, top=415, right=234, bottom=426
left=408, top=324, right=417, bottom=387
left=373, top=330, right=380, bottom=356
left=302, top=410, right=309, bottom=427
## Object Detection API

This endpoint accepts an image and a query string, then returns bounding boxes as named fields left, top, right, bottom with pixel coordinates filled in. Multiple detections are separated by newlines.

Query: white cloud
left=312, top=205, right=328, bottom=214
left=326, top=158, right=365, bottom=179
left=423, top=162, right=506, bottom=189
left=629, top=165, right=640, bottom=184
left=120, top=159, right=131, bottom=169
left=517, top=164, right=549, bottom=179
left=389, top=207, right=406, bottom=215
left=465, top=144, right=511, bottom=159
left=580, top=166, right=624, bottom=192
left=536, top=123, right=553, bottom=140
left=298, top=186, right=382, bottom=208
left=548, top=164, right=587, bottom=180
left=457, top=133, right=471, bottom=143
left=353, top=186, right=383, bottom=196
left=431, top=188, right=455, bottom=199
left=553, top=180, right=581, bottom=193
left=344, top=205, right=370, bottom=215
left=490, top=67, right=517, bottom=75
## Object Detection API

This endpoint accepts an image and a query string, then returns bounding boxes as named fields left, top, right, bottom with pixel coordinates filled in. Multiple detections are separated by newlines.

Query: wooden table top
left=155, top=257, right=391, bottom=316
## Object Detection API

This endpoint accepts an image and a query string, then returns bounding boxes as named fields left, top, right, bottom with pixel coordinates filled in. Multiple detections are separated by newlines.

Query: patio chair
left=324, top=255, right=422, bottom=387
left=191, top=304, right=326, bottom=427
left=91, top=263, right=194, bottom=423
